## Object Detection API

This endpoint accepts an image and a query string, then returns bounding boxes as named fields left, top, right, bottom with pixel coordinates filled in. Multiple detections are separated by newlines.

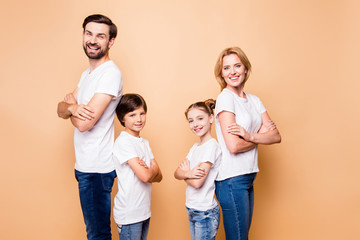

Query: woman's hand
left=259, top=120, right=277, bottom=133
left=227, top=123, right=253, bottom=142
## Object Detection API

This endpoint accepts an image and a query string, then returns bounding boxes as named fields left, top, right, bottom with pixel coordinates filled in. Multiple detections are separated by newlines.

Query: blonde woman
left=213, top=47, right=281, bottom=240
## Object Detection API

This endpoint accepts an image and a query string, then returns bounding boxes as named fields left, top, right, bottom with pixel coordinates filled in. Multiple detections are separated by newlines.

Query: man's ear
left=108, top=38, right=115, bottom=49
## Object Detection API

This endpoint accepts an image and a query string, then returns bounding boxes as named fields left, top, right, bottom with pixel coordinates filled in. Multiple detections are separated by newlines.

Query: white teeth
left=88, top=45, right=99, bottom=50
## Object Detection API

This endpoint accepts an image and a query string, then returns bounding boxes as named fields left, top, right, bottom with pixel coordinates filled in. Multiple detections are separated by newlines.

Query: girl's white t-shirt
left=113, top=131, right=153, bottom=225
left=215, top=88, right=266, bottom=181
left=185, top=138, right=221, bottom=211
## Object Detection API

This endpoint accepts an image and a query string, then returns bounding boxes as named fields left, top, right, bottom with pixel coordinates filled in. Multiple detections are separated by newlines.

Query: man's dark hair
left=82, top=14, right=117, bottom=39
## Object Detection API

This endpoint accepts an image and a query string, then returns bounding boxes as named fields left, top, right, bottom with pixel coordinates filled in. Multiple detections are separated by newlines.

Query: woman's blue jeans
left=215, top=173, right=257, bottom=240
left=75, top=170, right=116, bottom=240
left=186, top=205, right=220, bottom=240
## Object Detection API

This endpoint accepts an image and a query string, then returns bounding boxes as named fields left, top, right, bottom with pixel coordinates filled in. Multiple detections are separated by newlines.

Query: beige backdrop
left=1, top=0, right=359, bottom=239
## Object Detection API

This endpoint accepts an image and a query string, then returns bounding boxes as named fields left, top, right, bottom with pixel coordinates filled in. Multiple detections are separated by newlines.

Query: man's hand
left=61, top=92, right=95, bottom=121
left=69, top=104, right=95, bottom=121
left=64, top=93, right=77, bottom=104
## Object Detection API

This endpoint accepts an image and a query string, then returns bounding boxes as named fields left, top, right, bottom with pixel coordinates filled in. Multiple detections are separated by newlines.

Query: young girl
left=174, top=99, right=222, bottom=240
left=113, top=93, right=162, bottom=240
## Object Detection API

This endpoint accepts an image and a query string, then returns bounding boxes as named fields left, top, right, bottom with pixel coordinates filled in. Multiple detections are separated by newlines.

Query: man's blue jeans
left=215, top=173, right=257, bottom=240
left=186, top=205, right=220, bottom=240
left=117, top=218, right=150, bottom=240
left=75, top=170, right=116, bottom=240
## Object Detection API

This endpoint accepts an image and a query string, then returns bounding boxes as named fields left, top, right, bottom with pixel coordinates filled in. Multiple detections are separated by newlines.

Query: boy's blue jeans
left=215, top=173, right=257, bottom=240
left=186, top=205, right=220, bottom=240
left=75, top=169, right=116, bottom=240
left=117, top=218, right=150, bottom=240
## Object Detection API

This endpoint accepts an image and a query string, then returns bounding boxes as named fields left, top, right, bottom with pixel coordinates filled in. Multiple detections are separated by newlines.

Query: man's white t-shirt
left=74, top=60, right=122, bottom=173
left=185, top=138, right=221, bottom=211
left=113, top=131, right=153, bottom=225
left=215, top=88, right=266, bottom=181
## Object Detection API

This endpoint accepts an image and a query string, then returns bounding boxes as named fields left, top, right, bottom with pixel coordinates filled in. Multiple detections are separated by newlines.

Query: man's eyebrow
left=85, top=30, right=107, bottom=36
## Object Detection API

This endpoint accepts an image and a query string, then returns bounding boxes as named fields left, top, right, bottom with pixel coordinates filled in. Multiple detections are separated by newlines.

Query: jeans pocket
left=75, top=170, right=92, bottom=190
left=101, top=171, right=116, bottom=192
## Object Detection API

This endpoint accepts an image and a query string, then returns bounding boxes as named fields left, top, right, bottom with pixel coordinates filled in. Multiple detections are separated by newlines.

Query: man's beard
left=83, top=43, right=108, bottom=60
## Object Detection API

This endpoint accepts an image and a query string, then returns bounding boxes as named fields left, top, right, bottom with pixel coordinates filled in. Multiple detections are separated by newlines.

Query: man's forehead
left=84, top=22, right=110, bottom=35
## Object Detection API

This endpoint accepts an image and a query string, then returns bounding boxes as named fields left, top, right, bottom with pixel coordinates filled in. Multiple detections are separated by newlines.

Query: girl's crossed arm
left=128, top=158, right=162, bottom=183
left=174, top=159, right=212, bottom=189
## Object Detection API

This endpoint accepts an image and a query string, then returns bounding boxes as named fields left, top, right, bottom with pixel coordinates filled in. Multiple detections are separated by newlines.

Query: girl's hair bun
left=204, top=99, right=216, bottom=110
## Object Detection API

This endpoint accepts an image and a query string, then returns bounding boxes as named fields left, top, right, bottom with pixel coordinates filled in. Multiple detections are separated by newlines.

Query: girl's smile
left=187, top=108, right=213, bottom=143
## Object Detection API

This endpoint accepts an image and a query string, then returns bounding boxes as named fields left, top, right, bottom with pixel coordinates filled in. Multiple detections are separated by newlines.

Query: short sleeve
left=200, top=141, right=220, bottom=165
left=250, top=94, right=266, bottom=114
left=96, top=68, right=122, bottom=98
left=258, top=98, right=266, bottom=114
left=186, top=144, right=197, bottom=160
left=144, top=140, right=154, bottom=159
left=215, top=90, right=235, bottom=117
left=113, top=137, right=138, bottom=165
left=77, top=70, right=89, bottom=88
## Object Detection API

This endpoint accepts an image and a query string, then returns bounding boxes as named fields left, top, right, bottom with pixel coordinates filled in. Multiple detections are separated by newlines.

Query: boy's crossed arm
left=128, top=158, right=162, bottom=183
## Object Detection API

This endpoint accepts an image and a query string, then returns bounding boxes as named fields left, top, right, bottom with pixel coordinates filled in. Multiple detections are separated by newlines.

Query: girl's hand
left=188, top=163, right=206, bottom=179
left=137, top=159, right=149, bottom=169
left=227, top=123, right=253, bottom=141
left=179, top=159, right=205, bottom=179
left=179, top=158, right=190, bottom=171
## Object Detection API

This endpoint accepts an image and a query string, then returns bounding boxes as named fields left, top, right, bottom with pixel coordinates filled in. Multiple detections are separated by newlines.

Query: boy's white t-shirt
left=185, top=138, right=221, bottom=211
left=215, top=88, right=266, bottom=181
left=74, top=60, right=123, bottom=173
left=113, top=131, right=153, bottom=225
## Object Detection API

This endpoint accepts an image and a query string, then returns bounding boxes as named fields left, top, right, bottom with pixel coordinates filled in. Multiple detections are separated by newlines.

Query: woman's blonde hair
left=214, top=47, right=252, bottom=91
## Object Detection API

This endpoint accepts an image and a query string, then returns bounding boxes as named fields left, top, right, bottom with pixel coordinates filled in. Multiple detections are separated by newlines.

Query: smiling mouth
left=194, top=127, right=203, bottom=133
left=87, top=44, right=100, bottom=51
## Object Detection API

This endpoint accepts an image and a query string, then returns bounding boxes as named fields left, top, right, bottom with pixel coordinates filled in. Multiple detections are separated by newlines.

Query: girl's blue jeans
left=186, top=205, right=220, bottom=240
left=215, top=173, right=257, bottom=240
left=75, top=169, right=116, bottom=240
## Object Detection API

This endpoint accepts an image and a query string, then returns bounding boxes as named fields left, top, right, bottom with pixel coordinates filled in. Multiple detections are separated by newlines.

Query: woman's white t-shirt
left=113, top=131, right=153, bottom=225
left=185, top=138, right=221, bottom=211
left=215, top=88, right=266, bottom=181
